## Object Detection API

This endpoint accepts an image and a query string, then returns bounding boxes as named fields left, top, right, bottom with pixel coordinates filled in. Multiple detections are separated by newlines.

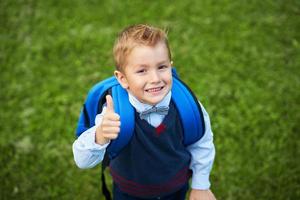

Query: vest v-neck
left=136, top=101, right=176, bottom=133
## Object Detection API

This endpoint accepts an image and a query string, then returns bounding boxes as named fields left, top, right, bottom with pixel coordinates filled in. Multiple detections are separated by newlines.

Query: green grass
left=1, top=0, right=299, bottom=199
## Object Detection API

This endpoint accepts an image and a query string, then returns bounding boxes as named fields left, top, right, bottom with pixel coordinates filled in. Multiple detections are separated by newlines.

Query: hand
left=189, top=189, right=216, bottom=200
left=95, top=95, right=121, bottom=145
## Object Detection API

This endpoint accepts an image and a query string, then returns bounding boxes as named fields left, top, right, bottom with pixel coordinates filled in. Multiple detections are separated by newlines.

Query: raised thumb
left=105, top=95, right=115, bottom=112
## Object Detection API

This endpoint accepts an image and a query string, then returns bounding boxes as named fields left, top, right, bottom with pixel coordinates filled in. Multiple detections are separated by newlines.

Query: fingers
left=101, top=119, right=121, bottom=127
left=95, top=116, right=120, bottom=144
left=104, top=112, right=120, bottom=121
left=101, top=126, right=121, bottom=135
left=105, top=95, right=115, bottom=113
left=101, top=133, right=119, bottom=140
left=101, top=115, right=121, bottom=134
left=98, top=118, right=120, bottom=141
left=101, top=126, right=120, bottom=133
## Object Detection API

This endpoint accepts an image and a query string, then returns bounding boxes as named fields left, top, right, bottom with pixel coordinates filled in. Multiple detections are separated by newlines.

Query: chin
left=145, top=96, right=165, bottom=105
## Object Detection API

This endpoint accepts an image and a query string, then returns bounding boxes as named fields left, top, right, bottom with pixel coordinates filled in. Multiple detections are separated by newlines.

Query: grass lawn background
left=1, top=0, right=299, bottom=199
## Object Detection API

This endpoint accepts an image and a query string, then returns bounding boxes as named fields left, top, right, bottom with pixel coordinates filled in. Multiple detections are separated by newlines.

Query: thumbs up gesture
left=95, top=95, right=121, bottom=145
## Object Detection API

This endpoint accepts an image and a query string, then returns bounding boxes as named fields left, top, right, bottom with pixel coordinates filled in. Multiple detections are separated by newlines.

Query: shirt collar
left=128, top=91, right=172, bottom=114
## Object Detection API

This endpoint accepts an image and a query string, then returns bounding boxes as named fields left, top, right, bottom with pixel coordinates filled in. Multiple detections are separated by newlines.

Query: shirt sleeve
left=72, top=108, right=110, bottom=169
left=186, top=103, right=216, bottom=190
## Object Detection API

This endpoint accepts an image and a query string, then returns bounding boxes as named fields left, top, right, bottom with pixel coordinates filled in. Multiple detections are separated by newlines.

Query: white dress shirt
left=72, top=91, right=215, bottom=189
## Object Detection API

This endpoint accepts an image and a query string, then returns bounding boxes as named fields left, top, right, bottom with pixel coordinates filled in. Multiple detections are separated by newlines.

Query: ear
left=114, top=70, right=129, bottom=89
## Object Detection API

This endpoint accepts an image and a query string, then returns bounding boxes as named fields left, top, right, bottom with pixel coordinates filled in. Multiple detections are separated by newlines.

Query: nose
left=149, top=70, right=160, bottom=83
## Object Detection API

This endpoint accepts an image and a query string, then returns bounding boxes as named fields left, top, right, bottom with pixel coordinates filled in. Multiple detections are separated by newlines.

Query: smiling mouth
left=146, top=86, right=164, bottom=93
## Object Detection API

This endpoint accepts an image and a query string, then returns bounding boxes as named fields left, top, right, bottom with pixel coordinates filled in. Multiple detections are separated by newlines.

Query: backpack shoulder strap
left=171, top=68, right=205, bottom=145
left=107, top=85, right=135, bottom=159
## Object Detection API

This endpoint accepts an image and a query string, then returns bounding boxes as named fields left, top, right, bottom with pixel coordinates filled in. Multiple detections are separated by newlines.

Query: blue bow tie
left=139, top=106, right=169, bottom=120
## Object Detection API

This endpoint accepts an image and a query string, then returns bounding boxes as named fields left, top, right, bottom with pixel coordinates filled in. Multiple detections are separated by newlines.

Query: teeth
left=147, top=87, right=162, bottom=92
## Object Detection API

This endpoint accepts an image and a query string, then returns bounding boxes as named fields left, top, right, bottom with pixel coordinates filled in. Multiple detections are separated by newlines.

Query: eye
left=136, top=69, right=146, bottom=74
left=158, top=65, right=168, bottom=70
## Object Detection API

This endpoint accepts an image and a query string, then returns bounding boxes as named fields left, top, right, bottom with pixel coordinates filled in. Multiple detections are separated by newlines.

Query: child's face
left=115, top=42, right=172, bottom=105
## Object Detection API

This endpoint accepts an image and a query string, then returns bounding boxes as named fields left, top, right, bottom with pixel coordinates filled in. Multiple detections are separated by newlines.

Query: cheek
left=164, top=73, right=172, bottom=85
left=128, top=78, right=145, bottom=90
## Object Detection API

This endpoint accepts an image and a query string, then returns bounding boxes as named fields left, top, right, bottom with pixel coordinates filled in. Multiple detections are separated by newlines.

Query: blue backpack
left=76, top=68, right=205, bottom=159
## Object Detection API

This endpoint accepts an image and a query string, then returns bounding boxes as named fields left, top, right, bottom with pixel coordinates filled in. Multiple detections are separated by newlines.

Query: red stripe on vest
left=110, top=166, right=191, bottom=197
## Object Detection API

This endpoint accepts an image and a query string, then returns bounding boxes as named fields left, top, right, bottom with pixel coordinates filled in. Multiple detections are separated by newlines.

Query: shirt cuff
left=191, top=173, right=211, bottom=190
left=77, top=126, right=109, bottom=152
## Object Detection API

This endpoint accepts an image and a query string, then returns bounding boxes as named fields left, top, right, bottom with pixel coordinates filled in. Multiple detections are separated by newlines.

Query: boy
left=73, top=24, right=216, bottom=200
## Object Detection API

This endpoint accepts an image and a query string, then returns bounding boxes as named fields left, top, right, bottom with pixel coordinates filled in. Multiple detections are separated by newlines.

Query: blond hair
left=113, top=24, right=171, bottom=71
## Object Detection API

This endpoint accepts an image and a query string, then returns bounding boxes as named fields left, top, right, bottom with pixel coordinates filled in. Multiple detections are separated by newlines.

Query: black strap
left=98, top=89, right=113, bottom=200
left=101, top=152, right=112, bottom=200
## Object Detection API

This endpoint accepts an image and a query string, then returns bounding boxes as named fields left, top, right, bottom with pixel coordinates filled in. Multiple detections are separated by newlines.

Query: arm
left=187, top=103, right=216, bottom=200
left=72, top=95, right=120, bottom=169
left=72, top=114, right=109, bottom=169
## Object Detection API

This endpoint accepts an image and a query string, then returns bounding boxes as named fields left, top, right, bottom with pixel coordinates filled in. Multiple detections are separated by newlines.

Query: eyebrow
left=132, top=60, right=169, bottom=68
left=157, top=60, right=169, bottom=65
left=133, top=64, right=148, bottom=68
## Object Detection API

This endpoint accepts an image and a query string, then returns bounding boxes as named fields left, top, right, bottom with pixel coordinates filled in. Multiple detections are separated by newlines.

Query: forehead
left=127, top=43, right=169, bottom=65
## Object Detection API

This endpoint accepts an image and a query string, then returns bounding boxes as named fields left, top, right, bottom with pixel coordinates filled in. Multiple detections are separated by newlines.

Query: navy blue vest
left=109, top=102, right=192, bottom=198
